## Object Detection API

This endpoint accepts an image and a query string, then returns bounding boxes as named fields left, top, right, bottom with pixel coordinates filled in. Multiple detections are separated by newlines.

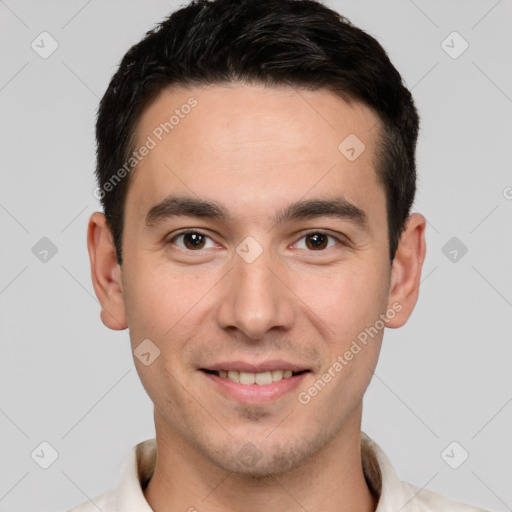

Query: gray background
left=1, top=1, right=511, bottom=511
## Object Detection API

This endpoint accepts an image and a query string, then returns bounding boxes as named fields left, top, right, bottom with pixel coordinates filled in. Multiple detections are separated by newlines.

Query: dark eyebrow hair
left=274, top=197, right=368, bottom=231
left=145, top=196, right=230, bottom=226
left=145, top=195, right=368, bottom=231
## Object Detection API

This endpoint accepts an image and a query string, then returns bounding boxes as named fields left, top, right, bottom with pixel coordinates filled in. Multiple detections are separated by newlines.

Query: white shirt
left=67, top=433, right=489, bottom=511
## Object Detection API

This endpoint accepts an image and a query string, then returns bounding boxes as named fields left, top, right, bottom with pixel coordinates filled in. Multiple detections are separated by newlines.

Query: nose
left=215, top=245, right=295, bottom=340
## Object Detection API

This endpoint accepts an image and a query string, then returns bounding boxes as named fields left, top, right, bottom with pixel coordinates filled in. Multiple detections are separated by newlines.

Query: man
left=73, top=0, right=489, bottom=510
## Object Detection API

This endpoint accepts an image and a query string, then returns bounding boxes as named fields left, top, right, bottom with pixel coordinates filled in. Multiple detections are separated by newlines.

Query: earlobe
left=87, top=212, right=128, bottom=330
left=385, top=213, right=427, bottom=329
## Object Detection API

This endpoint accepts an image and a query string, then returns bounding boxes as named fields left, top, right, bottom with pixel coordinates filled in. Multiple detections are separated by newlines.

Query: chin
left=201, top=435, right=325, bottom=479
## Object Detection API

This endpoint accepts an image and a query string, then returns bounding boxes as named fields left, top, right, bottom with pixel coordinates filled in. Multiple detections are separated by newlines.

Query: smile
left=203, top=369, right=307, bottom=385
left=200, top=364, right=310, bottom=404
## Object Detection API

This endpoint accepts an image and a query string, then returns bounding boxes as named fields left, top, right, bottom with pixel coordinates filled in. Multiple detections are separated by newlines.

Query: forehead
left=127, top=83, right=385, bottom=230
left=135, top=83, right=380, bottom=158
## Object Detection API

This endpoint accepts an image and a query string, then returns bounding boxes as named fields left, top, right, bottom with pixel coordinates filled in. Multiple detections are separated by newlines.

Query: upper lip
left=202, top=360, right=310, bottom=373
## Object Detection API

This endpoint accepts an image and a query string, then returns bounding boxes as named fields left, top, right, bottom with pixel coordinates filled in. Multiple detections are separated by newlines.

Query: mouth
left=201, top=368, right=309, bottom=385
left=199, top=362, right=311, bottom=404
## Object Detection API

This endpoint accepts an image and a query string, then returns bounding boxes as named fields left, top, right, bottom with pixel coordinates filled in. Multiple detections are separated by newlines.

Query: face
left=89, top=83, right=424, bottom=477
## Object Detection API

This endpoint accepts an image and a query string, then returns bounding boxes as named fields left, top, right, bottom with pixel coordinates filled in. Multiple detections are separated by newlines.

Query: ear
left=385, top=213, right=427, bottom=328
left=87, top=212, right=127, bottom=330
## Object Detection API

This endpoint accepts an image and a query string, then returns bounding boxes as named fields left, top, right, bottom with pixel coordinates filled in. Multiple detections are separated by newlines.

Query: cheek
left=122, top=261, right=222, bottom=390
left=123, top=260, right=207, bottom=336
left=293, top=257, right=390, bottom=337
left=122, top=265, right=202, bottom=402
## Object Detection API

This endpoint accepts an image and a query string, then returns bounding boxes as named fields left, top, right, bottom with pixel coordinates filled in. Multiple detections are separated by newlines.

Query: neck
left=143, top=405, right=377, bottom=512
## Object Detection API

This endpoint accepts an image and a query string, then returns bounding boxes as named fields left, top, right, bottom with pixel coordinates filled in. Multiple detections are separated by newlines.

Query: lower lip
left=201, top=371, right=309, bottom=404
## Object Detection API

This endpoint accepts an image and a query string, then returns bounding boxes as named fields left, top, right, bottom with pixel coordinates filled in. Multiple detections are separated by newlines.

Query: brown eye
left=305, top=233, right=329, bottom=250
left=183, top=232, right=206, bottom=249
left=171, top=231, right=215, bottom=250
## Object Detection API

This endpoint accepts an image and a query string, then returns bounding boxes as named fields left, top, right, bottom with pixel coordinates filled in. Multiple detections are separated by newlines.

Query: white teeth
left=255, top=371, right=273, bottom=385
left=227, top=370, right=239, bottom=382
left=217, top=369, right=298, bottom=385
left=271, top=370, right=283, bottom=381
left=239, top=371, right=255, bottom=385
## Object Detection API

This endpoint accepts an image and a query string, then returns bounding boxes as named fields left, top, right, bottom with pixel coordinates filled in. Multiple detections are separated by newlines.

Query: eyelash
left=167, top=229, right=345, bottom=252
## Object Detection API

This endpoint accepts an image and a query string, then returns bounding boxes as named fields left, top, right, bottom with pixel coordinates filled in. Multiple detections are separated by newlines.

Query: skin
left=87, top=83, right=426, bottom=512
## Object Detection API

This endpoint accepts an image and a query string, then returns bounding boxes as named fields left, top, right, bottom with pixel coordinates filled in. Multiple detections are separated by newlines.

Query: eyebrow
left=145, top=195, right=368, bottom=231
left=274, top=197, right=368, bottom=231
left=145, top=196, right=231, bottom=226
